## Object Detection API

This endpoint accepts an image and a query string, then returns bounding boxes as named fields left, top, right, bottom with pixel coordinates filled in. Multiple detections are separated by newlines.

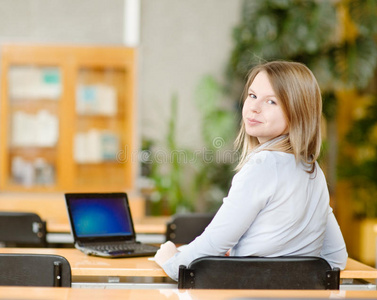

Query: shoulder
left=229, top=150, right=279, bottom=203
left=245, top=150, right=290, bottom=169
left=237, top=150, right=280, bottom=179
left=237, top=150, right=298, bottom=182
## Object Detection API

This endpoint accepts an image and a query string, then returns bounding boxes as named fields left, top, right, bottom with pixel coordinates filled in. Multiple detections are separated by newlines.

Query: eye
left=248, top=93, right=257, bottom=99
left=267, top=99, right=276, bottom=105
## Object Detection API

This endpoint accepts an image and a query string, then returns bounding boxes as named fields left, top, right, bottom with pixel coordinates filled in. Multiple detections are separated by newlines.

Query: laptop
left=65, top=192, right=159, bottom=258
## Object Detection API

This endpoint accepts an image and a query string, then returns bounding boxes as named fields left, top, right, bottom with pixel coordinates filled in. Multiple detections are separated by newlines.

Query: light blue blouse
left=162, top=143, right=348, bottom=281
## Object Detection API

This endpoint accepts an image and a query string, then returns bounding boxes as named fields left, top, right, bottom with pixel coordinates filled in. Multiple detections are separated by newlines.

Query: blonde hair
left=235, top=61, right=322, bottom=173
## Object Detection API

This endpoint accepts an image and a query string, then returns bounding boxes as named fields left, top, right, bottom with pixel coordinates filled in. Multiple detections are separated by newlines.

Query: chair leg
left=178, top=265, right=196, bottom=289
left=326, top=268, right=340, bottom=289
left=53, top=261, right=62, bottom=287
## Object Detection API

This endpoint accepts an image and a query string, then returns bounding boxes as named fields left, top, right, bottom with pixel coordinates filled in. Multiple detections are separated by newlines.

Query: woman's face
left=242, top=71, right=288, bottom=143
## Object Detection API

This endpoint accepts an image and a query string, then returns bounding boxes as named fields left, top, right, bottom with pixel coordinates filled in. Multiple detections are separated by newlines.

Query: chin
left=245, top=130, right=259, bottom=138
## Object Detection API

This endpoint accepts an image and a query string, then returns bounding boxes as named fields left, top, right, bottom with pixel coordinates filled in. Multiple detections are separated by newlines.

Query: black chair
left=165, top=213, right=215, bottom=244
left=0, top=212, right=47, bottom=247
left=0, top=253, right=72, bottom=287
left=178, top=256, right=340, bottom=290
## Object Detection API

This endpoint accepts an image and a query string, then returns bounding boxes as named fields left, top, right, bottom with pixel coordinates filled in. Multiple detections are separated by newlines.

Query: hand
left=154, top=241, right=179, bottom=267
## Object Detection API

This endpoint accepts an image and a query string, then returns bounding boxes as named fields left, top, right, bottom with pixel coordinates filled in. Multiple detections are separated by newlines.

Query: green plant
left=227, top=0, right=377, bottom=115
left=144, top=77, right=237, bottom=215
left=146, top=94, right=194, bottom=214
left=339, top=96, right=377, bottom=218
left=191, top=75, right=237, bottom=212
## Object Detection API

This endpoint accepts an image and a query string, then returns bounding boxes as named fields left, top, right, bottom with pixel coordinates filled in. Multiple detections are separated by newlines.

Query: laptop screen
left=65, top=193, right=135, bottom=241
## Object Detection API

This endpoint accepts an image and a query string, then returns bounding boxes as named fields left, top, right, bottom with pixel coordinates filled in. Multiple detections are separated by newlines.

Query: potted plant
left=142, top=81, right=236, bottom=215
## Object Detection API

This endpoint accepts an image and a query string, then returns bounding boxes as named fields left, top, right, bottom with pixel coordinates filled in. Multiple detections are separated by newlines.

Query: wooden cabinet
left=0, top=45, right=136, bottom=192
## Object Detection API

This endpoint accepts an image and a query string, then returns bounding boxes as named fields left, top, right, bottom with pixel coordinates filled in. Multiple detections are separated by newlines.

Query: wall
left=0, top=0, right=124, bottom=44
left=0, top=0, right=243, bottom=157
left=138, top=0, right=242, bottom=148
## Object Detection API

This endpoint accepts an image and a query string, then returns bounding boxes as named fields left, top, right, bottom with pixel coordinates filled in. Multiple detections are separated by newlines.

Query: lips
left=246, top=118, right=262, bottom=126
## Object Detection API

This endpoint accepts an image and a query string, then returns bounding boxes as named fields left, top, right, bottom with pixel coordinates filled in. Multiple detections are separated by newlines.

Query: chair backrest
left=165, top=213, right=215, bottom=244
left=0, top=253, right=72, bottom=287
left=0, top=212, right=47, bottom=247
left=178, top=256, right=340, bottom=290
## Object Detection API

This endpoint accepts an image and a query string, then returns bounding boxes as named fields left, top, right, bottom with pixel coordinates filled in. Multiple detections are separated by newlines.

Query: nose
left=250, top=99, right=261, bottom=113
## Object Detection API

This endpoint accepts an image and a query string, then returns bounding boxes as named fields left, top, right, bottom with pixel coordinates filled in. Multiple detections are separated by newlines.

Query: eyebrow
left=248, top=88, right=277, bottom=98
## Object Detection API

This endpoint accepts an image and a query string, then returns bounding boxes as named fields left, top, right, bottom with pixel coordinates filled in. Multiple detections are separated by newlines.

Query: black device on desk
left=65, top=192, right=159, bottom=258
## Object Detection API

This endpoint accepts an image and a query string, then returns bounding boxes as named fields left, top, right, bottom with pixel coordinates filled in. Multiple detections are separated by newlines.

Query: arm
left=154, top=241, right=179, bottom=267
left=320, top=208, right=348, bottom=269
left=156, top=151, right=277, bottom=281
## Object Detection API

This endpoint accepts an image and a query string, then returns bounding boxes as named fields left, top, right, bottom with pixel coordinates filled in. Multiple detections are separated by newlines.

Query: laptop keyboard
left=86, top=241, right=158, bottom=253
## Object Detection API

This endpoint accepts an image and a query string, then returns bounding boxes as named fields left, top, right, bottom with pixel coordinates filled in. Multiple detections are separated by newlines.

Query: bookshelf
left=0, top=45, right=136, bottom=192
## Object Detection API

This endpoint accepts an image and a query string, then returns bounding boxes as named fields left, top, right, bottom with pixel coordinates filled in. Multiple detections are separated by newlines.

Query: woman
left=155, top=61, right=348, bottom=281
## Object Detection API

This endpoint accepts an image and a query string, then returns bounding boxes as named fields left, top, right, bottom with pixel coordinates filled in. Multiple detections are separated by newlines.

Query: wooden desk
left=0, top=248, right=165, bottom=278
left=133, top=216, right=170, bottom=235
left=1, top=287, right=377, bottom=300
left=343, top=258, right=377, bottom=279
left=1, top=248, right=376, bottom=283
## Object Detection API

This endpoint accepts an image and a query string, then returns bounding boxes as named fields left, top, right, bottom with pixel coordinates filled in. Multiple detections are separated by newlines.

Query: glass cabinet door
left=73, top=67, right=127, bottom=188
left=7, top=66, right=61, bottom=189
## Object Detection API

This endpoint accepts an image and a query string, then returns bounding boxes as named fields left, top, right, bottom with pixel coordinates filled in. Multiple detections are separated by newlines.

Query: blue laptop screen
left=69, top=196, right=133, bottom=238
